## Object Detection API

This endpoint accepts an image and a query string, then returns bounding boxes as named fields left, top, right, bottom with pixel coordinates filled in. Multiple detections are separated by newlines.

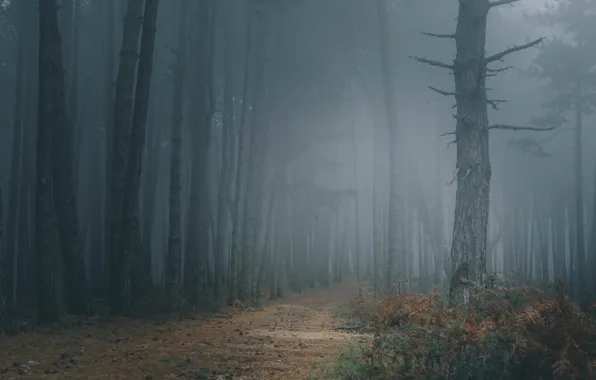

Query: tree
left=0, top=184, right=12, bottom=334
left=413, top=0, right=548, bottom=306
left=108, top=0, right=144, bottom=312
left=228, top=2, right=254, bottom=306
left=111, top=0, right=159, bottom=315
left=376, top=0, right=401, bottom=293
left=37, top=0, right=65, bottom=324
left=43, top=1, right=92, bottom=316
left=530, top=1, right=596, bottom=301
left=165, top=0, right=189, bottom=307
left=183, top=0, right=217, bottom=306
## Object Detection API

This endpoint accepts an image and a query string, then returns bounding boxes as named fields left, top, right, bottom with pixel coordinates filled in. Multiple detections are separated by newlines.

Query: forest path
left=0, top=281, right=369, bottom=379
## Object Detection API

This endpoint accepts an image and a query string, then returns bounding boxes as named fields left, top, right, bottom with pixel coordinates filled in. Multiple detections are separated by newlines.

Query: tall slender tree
left=376, top=0, right=401, bottom=293
left=37, top=0, right=65, bottom=324
left=108, top=0, right=144, bottom=312
left=112, top=0, right=159, bottom=315
left=165, top=0, right=189, bottom=307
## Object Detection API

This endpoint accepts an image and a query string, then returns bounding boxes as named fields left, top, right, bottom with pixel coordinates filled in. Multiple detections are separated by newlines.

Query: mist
left=0, top=0, right=595, bottom=378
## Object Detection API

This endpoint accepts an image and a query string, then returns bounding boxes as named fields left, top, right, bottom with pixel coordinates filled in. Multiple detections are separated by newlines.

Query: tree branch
left=489, top=0, right=520, bottom=8
left=486, top=65, right=513, bottom=73
left=486, top=99, right=507, bottom=110
left=410, top=56, right=454, bottom=70
left=421, top=31, right=456, bottom=39
left=440, top=131, right=456, bottom=137
left=428, top=86, right=458, bottom=96
left=485, top=37, right=545, bottom=64
left=488, top=124, right=556, bottom=132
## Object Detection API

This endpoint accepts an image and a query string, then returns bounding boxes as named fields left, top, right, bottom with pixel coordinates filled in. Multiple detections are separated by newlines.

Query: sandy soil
left=0, top=282, right=368, bottom=379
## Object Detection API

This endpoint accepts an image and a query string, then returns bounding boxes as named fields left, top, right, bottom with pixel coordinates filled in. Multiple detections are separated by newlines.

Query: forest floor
left=0, top=281, right=370, bottom=379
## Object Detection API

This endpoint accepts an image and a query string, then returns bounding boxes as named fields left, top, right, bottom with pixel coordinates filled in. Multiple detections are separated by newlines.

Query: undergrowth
left=331, top=279, right=596, bottom=380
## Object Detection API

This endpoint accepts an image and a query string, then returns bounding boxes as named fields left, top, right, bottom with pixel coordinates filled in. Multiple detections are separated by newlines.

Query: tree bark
left=184, top=0, right=216, bottom=307
left=102, top=0, right=116, bottom=298
left=228, top=4, right=254, bottom=305
left=573, top=81, right=586, bottom=301
left=242, top=11, right=268, bottom=307
left=36, top=0, right=64, bottom=324
left=108, top=0, right=144, bottom=311
left=5, top=0, right=31, bottom=309
left=0, top=186, right=12, bottom=334
left=376, top=0, right=400, bottom=294
left=39, top=0, right=92, bottom=316
left=165, top=0, right=188, bottom=307
left=215, top=3, right=235, bottom=301
left=448, top=0, right=492, bottom=306
left=111, top=0, right=159, bottom=315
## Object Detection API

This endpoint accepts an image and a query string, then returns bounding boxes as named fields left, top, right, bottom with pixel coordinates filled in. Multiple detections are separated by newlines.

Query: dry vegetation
left=329, top=279, right=596, bottom=380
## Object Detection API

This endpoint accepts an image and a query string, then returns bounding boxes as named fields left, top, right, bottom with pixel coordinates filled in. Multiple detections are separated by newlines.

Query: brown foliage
left=347, top=280, right=596, bottom=380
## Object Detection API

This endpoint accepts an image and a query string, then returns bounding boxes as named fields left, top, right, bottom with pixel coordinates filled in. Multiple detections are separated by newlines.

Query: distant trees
left=529, top=0, right=596, bottom=302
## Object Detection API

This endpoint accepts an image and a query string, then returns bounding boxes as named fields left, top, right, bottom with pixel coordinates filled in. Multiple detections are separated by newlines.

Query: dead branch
left=410, top=56, right=454, bottom=70
left=421, top=31, right=456, bottom=39
left=428, top=86, right=458, bottom=96
left=487, top=99, right=507, bottom=110
left=440, top=131, right=456, bottom=137
left=486, top=65, right=513, bottom=73
left=489, top=0, right=521, bottom=8
left=485, top=37, right=545, bottom=64
left=488, top=124, right=556, bottom=132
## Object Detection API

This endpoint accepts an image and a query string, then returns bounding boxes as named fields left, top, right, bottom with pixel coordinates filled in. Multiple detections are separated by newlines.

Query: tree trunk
left=242, top=13, right=268, bottom=307
left=37, top=0, right=64, bottom=324
left=0, top=186, right=12, bottom=334
left=376, top=0, right=400, bottom=294
left=590, top=157, right=596, bottom=292
left=108, top=0, right=144, bottom=310
left=184, top=0, right=216, bottom=307
left=5, top=0, right=32, bottom=309
left=573, top=82, right=586, bottom=301
left=215, top=5, right=235, bottom=301
left=448, top=0, right=491, bottom=306
left=111, top=0, right=159, bottom=315
left=103, top=0, right=116, bottom=298
left=228, top=5, right=254, bottom=305
left=165, top=0, right=189, bottom=308
left=39, top=0, right=92, bottom=316
left=350, top=121, right=362, bottom=296
left=135, top=101, right=158, bottom=299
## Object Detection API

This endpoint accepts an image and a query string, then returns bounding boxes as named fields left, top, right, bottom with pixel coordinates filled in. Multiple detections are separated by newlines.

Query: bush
left=336, top=280, right=596, bottom=380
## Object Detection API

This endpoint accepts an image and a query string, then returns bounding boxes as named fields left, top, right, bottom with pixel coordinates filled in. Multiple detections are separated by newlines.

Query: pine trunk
left=165, top=0, right=189, bottom=307
left=111, top=0, right=159, bottom=315
left=108, top=0, right=144, bottom=311
left=228, top=6, right=254, bottom=305
left=36, top=0, right=64, bottom=324
left=449, top=0, right=491, bottom=306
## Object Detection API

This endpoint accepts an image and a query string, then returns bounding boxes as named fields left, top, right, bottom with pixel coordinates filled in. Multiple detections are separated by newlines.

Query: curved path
left=0, top=282, right=368, bottom=379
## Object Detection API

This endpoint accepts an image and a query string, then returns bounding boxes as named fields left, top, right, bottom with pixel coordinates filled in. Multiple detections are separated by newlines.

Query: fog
left=0, top=0, right=595, bottom=329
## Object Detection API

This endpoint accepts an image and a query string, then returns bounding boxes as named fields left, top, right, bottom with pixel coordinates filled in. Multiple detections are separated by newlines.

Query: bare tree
left=413, top=0, right=548, bottom=305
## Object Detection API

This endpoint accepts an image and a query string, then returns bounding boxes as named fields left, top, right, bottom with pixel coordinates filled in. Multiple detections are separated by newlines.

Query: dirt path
left=0, top=282, right=369, bottom=379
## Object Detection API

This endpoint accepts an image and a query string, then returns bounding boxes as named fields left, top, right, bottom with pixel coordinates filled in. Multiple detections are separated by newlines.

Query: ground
left=0, top=282, right=369, bottom=379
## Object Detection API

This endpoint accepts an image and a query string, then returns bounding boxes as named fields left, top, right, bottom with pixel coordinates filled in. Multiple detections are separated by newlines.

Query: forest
left=0, top=0, right=596, bottom=379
